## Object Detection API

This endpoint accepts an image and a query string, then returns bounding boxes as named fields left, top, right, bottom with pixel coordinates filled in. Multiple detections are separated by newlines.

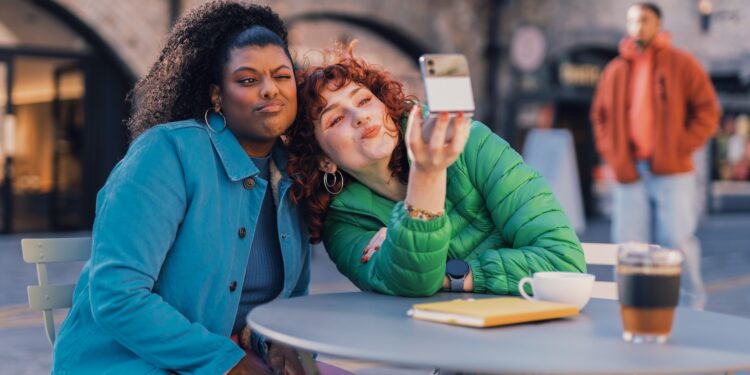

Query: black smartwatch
left=446, top=259, right=470, bottom=292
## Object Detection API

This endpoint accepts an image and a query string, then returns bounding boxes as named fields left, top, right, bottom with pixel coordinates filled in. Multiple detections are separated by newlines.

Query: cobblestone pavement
left=1, top=214, right=749, bottom=374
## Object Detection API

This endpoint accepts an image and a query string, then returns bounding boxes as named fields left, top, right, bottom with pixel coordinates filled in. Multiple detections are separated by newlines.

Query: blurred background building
left=0, top=0, right=748, bottom=233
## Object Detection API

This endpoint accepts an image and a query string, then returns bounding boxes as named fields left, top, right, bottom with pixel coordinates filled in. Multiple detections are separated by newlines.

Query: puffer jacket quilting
left=323, top=120, right=585, bottom=297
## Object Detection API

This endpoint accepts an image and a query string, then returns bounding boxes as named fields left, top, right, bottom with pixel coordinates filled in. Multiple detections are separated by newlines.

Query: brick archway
left=287, top=12, right=430, bottom=66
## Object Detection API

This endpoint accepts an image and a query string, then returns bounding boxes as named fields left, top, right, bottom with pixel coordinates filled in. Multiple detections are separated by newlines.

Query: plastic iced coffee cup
left=617, top=242, right=683, bottom=344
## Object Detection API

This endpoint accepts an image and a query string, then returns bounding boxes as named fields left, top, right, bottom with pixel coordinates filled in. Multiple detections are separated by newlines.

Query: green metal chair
left=21, top=237, right=92, bottom=345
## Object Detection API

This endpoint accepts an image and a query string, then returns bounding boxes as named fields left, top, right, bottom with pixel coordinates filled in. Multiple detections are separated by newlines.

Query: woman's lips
left=361, top=125, right=380, bottom=139
left=255, top=100, right=285, bottom=113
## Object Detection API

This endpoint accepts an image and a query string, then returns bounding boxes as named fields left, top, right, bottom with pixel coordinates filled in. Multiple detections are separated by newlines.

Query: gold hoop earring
left=323, top=170, right=344, bottom=195
left=204, top=108, right=227, bottom=133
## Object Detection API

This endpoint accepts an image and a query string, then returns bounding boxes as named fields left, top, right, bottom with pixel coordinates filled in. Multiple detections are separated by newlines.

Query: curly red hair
left=287, top=43, right=415, bottom=244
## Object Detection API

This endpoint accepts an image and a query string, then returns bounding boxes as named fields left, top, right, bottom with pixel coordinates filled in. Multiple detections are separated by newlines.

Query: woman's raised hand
left=405, top=105, right=470, bottom=173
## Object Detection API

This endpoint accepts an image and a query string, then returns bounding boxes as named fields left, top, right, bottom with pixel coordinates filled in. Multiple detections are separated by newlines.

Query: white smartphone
left=419, top=53, right=475, bottom=143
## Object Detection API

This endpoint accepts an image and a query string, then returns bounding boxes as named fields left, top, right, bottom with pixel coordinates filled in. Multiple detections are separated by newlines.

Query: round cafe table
left=248, top=292, right=750, bottom=374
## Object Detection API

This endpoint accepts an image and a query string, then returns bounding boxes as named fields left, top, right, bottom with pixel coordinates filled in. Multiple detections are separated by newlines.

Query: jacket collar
left=619, top=32, right=671, bottom=60
left=205, top=112, right=289, bottom=182
left=330, top=181, right=393, bottom=224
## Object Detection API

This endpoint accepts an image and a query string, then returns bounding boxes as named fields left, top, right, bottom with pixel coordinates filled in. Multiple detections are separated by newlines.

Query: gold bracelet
left=404, top=201, right=444, bottom=221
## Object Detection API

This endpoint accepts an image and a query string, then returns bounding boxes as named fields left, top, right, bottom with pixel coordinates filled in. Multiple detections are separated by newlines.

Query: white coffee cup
left=518, top=272, right=595, bottom=309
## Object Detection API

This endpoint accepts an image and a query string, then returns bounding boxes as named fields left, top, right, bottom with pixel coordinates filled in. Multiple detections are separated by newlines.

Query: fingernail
left=374, top=246, right=380, bottom=250
left=440, top=112, right=449, bottom=120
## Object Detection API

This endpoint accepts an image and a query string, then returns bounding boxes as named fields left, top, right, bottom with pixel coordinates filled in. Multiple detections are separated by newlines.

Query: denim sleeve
left=88, top=127, right=244, bottom=374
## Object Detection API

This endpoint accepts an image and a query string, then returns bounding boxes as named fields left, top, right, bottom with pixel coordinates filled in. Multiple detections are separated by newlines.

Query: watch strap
left=450, top=275, right=464, bottom=292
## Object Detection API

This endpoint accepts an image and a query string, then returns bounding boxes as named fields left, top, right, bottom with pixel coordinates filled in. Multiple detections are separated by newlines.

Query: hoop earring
left=323, top=170, right=344, bottom=195
left=204, top=108, right=227, bottom=133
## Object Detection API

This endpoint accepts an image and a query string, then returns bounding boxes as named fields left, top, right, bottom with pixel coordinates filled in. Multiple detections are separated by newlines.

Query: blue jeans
left=612, top=161, right=707, bottom=309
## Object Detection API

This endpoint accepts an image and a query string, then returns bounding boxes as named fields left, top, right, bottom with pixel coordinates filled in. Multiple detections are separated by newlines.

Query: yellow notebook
left=408, top=297, right=579, bottom=327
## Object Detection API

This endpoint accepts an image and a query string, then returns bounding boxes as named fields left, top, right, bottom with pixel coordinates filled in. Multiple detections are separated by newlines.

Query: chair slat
left=582, top=242, right=619, bottom=300
left=22, top=238, right=92, bottom=264
left=582, top=242, right=618, bottom=265
left=27, top=284, right=75, bottom=310
left=22, top=237, right=92, bottom=347
left=591, top=282, right=618, bottom=300
left=43, top=310, right=56, bottom=345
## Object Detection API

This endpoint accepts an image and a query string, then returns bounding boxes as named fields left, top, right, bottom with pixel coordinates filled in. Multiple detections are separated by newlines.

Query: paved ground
left=1, top=213, right=749, bottom=374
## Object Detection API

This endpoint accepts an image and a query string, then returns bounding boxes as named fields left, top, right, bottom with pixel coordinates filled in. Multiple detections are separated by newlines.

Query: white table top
left=248, top=292, right=750, bottom=374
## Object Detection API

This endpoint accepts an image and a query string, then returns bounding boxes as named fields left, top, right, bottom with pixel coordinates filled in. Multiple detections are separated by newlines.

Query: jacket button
left=238, top=227, right=247, bottom=238
left=243, top=178, right=256, bottom=190
left=229, top=281, right=237, bottom=292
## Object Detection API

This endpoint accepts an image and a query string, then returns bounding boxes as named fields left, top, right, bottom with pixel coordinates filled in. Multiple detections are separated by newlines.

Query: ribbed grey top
left=232, top=155, right=284, bottom=334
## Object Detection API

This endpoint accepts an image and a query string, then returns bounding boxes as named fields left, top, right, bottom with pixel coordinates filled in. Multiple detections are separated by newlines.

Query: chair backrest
left=21, top=237, right=92, bottom=345
left=581, top=242, right=618, bottom=300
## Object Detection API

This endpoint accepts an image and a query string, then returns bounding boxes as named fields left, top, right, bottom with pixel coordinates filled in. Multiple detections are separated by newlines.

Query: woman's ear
left=318, top=158, right=338, bottom=174
left=209, top=84, right=222, bottom=110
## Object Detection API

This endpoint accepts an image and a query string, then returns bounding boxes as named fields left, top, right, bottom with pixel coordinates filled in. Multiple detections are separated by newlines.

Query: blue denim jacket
left=52, top=115, right=311, bottom=374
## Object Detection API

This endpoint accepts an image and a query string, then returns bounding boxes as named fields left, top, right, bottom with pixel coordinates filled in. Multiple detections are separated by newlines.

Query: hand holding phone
left=419, top=54, right=475, bottom=143
left=405, top=105, right=470, bottom=174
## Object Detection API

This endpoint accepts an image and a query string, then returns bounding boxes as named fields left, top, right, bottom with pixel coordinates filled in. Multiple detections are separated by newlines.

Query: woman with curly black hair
left=52, top=2, right=311, bottom=374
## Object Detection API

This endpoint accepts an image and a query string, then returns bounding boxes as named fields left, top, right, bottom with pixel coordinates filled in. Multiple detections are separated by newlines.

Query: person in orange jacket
left=591, top=2, right=720, bottom=309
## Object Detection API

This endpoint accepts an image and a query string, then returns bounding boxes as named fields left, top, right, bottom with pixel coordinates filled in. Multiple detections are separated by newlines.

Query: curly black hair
left=125, top=0, right=289, bottom=139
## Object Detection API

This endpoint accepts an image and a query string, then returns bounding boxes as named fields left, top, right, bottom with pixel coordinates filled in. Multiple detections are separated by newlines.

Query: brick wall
left=52, top=0, right=494, bottom=114
left=499, top=0, right=750, bottom=70
left=49, top=0, right=750, bottom=126
left=53, top=0, right=169, bottom=77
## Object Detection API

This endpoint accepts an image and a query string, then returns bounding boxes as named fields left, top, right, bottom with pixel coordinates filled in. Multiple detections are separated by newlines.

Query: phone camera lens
left=427, top=60, right=434, bottom=66
left=429, top=69, right=435, bottom=75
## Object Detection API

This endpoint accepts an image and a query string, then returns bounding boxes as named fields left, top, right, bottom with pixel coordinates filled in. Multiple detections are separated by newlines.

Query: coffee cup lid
left=618, top=242, right=683, bottom=267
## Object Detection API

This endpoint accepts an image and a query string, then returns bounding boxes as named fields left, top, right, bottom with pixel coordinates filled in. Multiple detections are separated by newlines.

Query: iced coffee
left=617, top=243, right=683, bottom=344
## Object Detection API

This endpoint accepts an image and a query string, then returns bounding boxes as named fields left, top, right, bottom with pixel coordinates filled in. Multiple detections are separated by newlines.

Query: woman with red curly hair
left=288, top=45, right=585, bottom=297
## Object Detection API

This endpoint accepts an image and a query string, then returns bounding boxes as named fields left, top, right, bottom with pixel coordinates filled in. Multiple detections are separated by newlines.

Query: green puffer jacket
left=323, top=120, right=585, bottom=297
